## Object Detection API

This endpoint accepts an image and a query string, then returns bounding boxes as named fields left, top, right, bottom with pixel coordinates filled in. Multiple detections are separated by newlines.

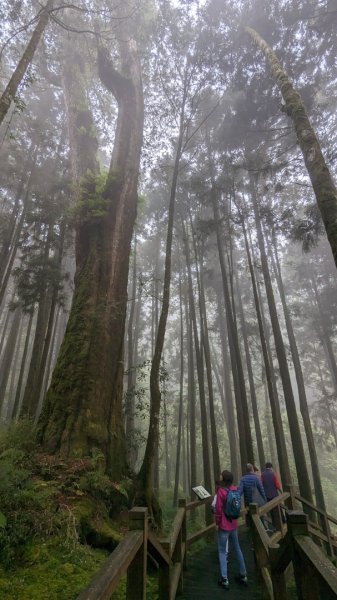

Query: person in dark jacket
left=239, top=463, right=267, bottom=507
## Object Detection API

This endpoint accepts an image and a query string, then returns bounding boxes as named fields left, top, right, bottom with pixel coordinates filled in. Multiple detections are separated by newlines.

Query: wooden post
left=287, top=511, right=320, bottom=600
left=269, top=545, right=288, bottom=600
left=283, top=483, right=295, bottom=510
left=159, top=539, right=171, bottom=600
left=179, top=498, right=187, bottom=570
left=249, top=504, right=268, bottom=569
left=127, top=508, right=148, bottom=600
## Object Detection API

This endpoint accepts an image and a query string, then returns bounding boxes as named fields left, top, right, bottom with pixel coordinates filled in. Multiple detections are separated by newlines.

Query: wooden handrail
left=258, top=492, right=289, bottom=516
left=170, top=508, right=185, bottom=554
left=249, top=503, right=337, bottom=600
left=295, top=493, right=337, bottom=527
left=77, top=531, right=143, bottom=600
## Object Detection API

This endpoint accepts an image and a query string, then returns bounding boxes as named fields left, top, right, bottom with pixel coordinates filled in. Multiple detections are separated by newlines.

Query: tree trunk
left=245, top=26, right=337, bottom=268
left=173, top=277, right=184, bottom=506
left=212, top=189, right=254, bottom=469
left=12, top=312, right=34, bottom=420
left=38, top=15, right=144, bottom=479
left=267, top=231, right=327, bottom=520
left=215, top=287, right=239, bottom=480
left=138, top=76, right=186, bottom=512
left=182, top=219, right=212, bottom=500
left=235, top=273, right=266, bottom=468
left=194, top=235, right=221, bottom=481
left=0, top=1, right=53, bottom=126
left=185, top=281, right=197, bottom=493
left=241, top=214, right=291, bottom=485
left=249, top=175, right=313, bottom=506
left=0, top=308, right=22, bottom=412
left=125, top=235, right=138, bottom=468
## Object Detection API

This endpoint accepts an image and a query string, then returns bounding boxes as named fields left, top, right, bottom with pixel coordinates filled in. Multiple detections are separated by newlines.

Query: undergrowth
left=0, top=421, right=131, bottom=599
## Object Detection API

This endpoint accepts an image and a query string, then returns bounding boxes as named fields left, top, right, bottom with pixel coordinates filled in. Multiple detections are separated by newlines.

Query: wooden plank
left=170, top=508, right=185, bottom=553
left=147, top=531, right=170, bottom=565
left=308, top=524, right=337, bottom=548
left=259, top=493, right=290, bottom=516
left=185, top=497, right=212, bottom=511
left=169, top=562, right=182, bottom=600
left=187, top=523, right=216, bottom=546
left=77, top=531, right=143, bottom=600
left=295, top=494, right=337, bottom=527
left=261, top=566, right=274, bottom=600
left=295, top=534, right=337, bottom=595
left=270, top=533, right=291, bottom=574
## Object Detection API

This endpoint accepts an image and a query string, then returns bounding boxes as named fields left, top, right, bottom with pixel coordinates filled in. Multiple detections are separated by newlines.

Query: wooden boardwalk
left=182, top=525, right=267, bottom=599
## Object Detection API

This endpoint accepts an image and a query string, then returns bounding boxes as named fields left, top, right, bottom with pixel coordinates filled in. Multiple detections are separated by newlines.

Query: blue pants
left=217, top=528, right=246, bottom=579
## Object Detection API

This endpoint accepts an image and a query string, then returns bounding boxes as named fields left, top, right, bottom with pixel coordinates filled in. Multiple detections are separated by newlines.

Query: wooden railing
left=76, top=496, right=218, bottom=600
left=249, top=489, right=337, bottom=600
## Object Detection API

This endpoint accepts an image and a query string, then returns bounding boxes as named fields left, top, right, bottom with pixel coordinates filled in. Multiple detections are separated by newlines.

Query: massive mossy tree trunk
left=0, top=0, right=53, bottom=126
left=245, top=26, right=337, bottom=268
left=38, top=20, right=143, bottom=479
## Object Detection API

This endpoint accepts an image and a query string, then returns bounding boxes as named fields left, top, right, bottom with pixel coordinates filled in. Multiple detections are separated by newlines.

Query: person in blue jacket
left=239, top=463, right=267, bottom=507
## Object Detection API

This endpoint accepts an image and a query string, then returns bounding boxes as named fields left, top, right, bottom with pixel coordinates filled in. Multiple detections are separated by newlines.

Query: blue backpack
left=224, top=489, right=241, bottom=520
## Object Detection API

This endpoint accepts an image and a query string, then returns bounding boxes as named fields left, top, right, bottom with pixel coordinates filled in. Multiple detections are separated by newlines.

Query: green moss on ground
left=0, top=539, right=108, bottom=600
left=0, top=421, right=132, bottom=599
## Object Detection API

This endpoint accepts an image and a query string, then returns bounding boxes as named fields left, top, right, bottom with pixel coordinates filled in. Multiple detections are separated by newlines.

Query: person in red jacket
left=215, top=470, right=248, bottom=590
left=261, top=462, right=282, bottom=530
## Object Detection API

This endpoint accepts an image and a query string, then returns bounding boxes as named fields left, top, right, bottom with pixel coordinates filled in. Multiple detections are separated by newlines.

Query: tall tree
left=38, top=5, right=144, bottom=479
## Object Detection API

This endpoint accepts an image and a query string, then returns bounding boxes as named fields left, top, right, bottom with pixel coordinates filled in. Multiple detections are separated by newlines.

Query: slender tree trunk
left=245, top=26, right=337, bottom=267
left=182, top=220, right=212, bottom=498
left=5, top=316, right=24, bottom=421
left=317, top=360, right=337, bottom=447
left=174, top=277, right=184, bottom=506
left=12, top=312, right=34, bottom=420
left=0, top=175, right=32, bottom=308
left=212, top=189, right=254, bottom=469
left=138, top=74, right=187, bottom=513
left=194, top=236, right=221, bottom=481
left=125, top=236, right=137, bottom=467
left=185, top=278, right=197, bottom=493
left=0, top=308, right=22, bottom=412
left=242, top=217, right=291, bottom=484
left=236, top=274, right=266, bottom=468
left=267, top=231, right=327, bottom=521
left=215, top=287, right=239, bottom=480
left=0, top=0, right=53, bottom=126
left=249, top=175, right=313, bottom=505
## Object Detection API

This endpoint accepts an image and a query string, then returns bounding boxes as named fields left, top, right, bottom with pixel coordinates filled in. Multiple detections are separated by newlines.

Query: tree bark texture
left=38, top=21, right=143, bottom=479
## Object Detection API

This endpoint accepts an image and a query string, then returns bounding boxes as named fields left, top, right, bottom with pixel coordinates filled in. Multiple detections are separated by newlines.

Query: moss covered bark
left=38, top=16, right=144, bottom=480
left=245, top=26, right=337, bottom=268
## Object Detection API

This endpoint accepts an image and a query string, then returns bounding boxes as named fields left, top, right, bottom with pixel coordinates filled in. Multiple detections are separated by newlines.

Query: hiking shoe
left=236, top=574, right=248, bottom=586
left=218, top=577, right=230, bottom=590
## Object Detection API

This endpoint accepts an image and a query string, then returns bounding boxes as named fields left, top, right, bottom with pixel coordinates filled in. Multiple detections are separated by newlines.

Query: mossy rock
left=73, top=497, right=121, bottom=550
